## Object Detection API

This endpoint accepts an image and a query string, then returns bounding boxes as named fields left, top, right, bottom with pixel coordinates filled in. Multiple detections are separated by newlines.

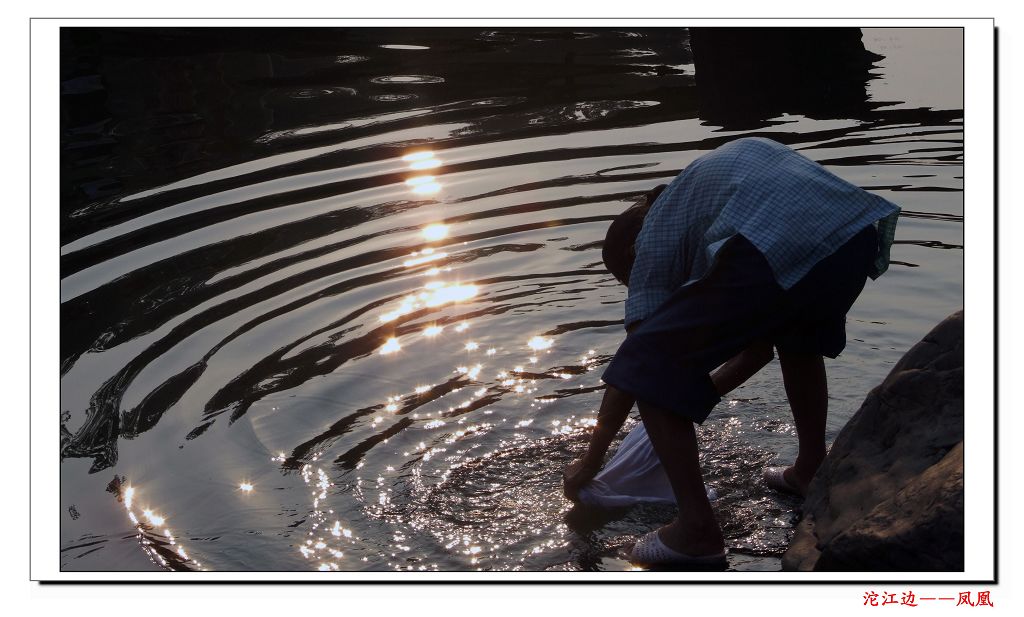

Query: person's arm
left=710, top=339, right=774, bottom=396
left=581, top=385, right=636, bottom=467
left=562, top=384, right=636, bottom=501
left=562, top=319, right=645, bottom=501
left=562, top=337, right=772, bottom=502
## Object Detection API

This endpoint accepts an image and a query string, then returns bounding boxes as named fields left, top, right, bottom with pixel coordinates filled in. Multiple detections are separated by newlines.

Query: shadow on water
left=59, top=27, right=963, bottom=571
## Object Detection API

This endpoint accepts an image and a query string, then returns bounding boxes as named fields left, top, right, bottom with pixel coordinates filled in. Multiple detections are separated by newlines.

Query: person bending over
left=562, top=137, right=900, bottom=567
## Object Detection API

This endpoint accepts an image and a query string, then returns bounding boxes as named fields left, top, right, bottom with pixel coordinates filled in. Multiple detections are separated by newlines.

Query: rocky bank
left=783, top=311, right=965, bottom=571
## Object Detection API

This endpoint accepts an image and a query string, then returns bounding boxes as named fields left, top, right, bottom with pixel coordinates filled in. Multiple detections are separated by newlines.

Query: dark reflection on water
left=60, top=27, right=963, bottom=571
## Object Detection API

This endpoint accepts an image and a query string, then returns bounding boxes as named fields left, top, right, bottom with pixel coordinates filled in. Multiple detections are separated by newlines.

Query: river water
left=59, top=27, right=963, bottom=572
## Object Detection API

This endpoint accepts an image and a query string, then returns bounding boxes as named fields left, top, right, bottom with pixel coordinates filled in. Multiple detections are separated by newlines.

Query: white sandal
left=763, top=466, right=805, bottom=497
left=629, top=530, right=728, bottom=568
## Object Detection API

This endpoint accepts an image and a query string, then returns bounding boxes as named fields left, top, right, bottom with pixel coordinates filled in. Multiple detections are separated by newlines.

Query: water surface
left=59, top=27, right=964, bottom=572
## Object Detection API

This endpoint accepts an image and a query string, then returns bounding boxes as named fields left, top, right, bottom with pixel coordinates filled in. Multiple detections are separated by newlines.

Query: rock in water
left=783, top=311, right=964, bottom=571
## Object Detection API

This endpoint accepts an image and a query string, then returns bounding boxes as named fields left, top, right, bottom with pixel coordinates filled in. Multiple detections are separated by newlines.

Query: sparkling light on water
left=405, top=175, right=441, bottom=195
left=411, top=183, right=440, bottom=195
left=424, top=284, right=477, bottom=307
left=405, top=175, right=435, bottom=186
left=410, top=158, right=442, bottom=170
left=117, top=483, right=204, bottom=571
left=403, top=150, right=443, bottom=172
left=298, top=465, right=359, bottom=570
left=380, top=281, right=477, bottom=325
left=527, top=336, right=553, bottom=351
left=62, top=29, right=960, bottom=575
left=403, top=249, right=447, bottom=268
left=421, top=223, right=448, bottom=241
left=402, top=151, right=436, bottom=162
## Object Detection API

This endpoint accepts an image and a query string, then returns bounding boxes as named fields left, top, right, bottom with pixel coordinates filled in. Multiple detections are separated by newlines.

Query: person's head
left=602, top=184, right=667, bottom=286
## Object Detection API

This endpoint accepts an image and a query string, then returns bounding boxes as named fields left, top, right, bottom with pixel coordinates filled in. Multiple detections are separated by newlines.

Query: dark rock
left=689, top=27, right=882, bottom=128
left=783, top=311, right=964, bottom=571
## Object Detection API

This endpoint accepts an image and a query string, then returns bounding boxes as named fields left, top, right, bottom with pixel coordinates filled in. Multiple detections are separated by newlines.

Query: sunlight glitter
left=380, top=338, right=402, bottom=355
left=527, top=336, right=552, bottom=351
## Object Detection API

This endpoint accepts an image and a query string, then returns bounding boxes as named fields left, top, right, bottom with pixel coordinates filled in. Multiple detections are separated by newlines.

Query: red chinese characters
left=861, top=590, right=994, bottom=607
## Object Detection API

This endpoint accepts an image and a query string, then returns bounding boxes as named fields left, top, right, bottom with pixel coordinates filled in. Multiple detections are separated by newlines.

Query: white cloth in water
left=576, top=422, right=717, bottom=508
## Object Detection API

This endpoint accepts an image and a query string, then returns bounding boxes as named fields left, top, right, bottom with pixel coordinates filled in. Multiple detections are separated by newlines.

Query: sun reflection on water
left=401, top=151, right=436, bottom=162
left=342, top=334, right=626, bottom=567
left=142, top=509, right=165, bottom=526
left=421, top=223, right=448, bottom=241
left=362, top=410, right=595, bottom=570
left=404, top=175, right=441, bottom=195
left=412, top=183, right=441, bottom=195
left=114, top=481, right=205, bottom=571
left=402, top=248, right=447, bottom=268
left=379, top=280, right=478, bottom=325
left=379, top=337, right=402, bottom=355
left=255, top=265, right=611, bottom=569
left=409, top=158, right=442, bottom=170
left=424, top=283, right=477, bottom=306
left=404, top=175, right=435, bottom=186
left=402, top=150, right=444, bottom=176
left=527, top=336, right=553, bottom=351
left=297, top=464, right=360, bottom=570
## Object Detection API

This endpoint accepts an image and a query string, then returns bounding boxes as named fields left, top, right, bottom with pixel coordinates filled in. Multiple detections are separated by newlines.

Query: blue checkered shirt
left=625, top=137, right=900, bottom=328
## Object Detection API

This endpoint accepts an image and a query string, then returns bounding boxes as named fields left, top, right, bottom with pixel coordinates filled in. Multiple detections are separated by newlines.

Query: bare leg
left=777, top=349, right=828, bottom=495
left=637, top=401, right=725, bottom=556
left=632, top=340, right=773, bottom=554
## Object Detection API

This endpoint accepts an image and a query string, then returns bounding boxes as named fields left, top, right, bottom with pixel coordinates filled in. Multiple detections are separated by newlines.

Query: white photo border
left=31, top=16, right=994, bottom=583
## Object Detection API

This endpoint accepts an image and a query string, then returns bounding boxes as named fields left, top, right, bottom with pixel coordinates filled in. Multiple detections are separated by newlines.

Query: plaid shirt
left=625, top=137, right=900, bottom=328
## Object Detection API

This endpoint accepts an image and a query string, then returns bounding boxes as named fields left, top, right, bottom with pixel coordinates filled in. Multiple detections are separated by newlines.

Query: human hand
left=562, top=458, right=601, bottom=501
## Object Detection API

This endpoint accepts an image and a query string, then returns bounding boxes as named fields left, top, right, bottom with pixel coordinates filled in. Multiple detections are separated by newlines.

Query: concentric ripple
left=59, top=27, right=963, bottom=572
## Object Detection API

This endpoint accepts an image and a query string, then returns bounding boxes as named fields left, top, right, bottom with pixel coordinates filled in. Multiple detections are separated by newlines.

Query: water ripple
left=60, top=27, right=963, bottom=572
